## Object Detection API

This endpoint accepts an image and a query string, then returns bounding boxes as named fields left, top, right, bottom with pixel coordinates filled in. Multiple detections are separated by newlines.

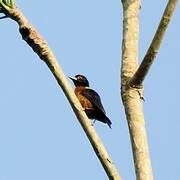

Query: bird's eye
left=77, top=76, right=82, bottom=80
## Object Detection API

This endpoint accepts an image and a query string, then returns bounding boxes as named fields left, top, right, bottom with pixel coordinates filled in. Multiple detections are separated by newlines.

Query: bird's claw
left=91, top=119, right=96, bottom=126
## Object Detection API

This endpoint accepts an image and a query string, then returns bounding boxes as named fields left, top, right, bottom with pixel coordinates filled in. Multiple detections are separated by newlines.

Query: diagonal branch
left=0, top=2, right=121, bottom=180
left=129, top=0, right=178, bottom=87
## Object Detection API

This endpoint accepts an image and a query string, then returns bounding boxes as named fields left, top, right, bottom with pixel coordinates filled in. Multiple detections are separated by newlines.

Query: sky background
left=0, top=1, right=179, bottom=180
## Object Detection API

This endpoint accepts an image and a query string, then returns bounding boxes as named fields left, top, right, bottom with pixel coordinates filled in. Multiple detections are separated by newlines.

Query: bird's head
left=69, top=74, right=89, bottom=87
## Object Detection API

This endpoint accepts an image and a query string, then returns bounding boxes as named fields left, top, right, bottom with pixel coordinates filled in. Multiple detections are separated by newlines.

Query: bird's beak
left=68, top=76, right=77, bottom=82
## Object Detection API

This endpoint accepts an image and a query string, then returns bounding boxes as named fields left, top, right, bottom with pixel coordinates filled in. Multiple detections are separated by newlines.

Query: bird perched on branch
left=69, top=74, right=112, bottom=128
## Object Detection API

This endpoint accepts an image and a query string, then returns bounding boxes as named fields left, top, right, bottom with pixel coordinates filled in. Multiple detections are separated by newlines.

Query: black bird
left=69, top=74, right=112, bottom=128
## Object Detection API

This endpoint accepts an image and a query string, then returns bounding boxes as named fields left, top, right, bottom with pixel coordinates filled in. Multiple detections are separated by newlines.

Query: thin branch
left=0, top=2, right=121, bottom=180
left=130, top=0, right=178, bottom=87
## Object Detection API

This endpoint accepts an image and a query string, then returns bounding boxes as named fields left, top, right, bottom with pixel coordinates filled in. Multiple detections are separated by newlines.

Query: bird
left=69, top=74, right=112, bottom=128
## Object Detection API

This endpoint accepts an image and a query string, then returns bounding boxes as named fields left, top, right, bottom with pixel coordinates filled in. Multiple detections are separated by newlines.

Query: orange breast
left=75, top=86, right=94, bottom=110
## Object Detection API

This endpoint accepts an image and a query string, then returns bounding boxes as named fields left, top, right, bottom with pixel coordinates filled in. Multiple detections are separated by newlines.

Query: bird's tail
left=104, top=115, right=112, bottom=128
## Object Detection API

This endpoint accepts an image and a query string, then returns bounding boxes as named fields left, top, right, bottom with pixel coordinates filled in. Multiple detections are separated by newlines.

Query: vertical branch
left=121, top=0, right=153, bottom=180
left=121, top=0, right=139, bottom=84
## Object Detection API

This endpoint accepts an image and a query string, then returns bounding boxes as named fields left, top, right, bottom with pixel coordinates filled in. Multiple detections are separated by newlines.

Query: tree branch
left=121, top=0, right=153, bottom=179
left=0, top=2, right=121, bottom=180
left=121, top=0, right=178, bottom=179
left=130, top=0, right=178, bottom=87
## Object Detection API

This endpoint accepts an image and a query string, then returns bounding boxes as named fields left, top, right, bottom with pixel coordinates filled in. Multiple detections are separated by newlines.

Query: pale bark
left=130, top=0, right=178, bottom=86
left=0, top=4, right=121, bottom=180
left=121, top=0, right=178, bottom=180
left=121, top=0, right=153, bottom=180
left=1, top=1, right=178, bottom=179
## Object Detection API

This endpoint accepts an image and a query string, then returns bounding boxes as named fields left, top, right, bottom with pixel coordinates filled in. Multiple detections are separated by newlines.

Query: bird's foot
left=91, top=119, right=96, bottom=126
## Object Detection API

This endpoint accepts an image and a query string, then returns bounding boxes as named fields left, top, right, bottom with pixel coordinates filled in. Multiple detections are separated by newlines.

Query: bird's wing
left=82, top=88, right=106, bottom=114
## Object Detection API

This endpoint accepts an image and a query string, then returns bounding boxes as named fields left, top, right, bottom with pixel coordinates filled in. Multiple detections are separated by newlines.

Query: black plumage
left=69, top=74, right=112, bottom=128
